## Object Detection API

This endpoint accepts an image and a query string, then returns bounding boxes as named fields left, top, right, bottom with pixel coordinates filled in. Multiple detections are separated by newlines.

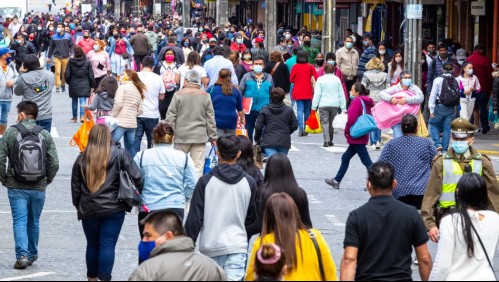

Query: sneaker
left=55, top=87, right=60, bottom=92
left=61, top=86, right=66, bottom=92
left=375, top=142, right=381, bottom=150
left=329, top=142, right=334, bottom=147
left=414, top=258, right=419, bottom=265
left=27, top=255, right=38, bottom=266
left=325, top=178, right=340, bottom=189
left=368, top=144, right=377, bottom=151
left=14, top=256, right=29, bottom=269
left=70, top=118, right=77, bottom=123
left=482, top=126, right=490, bottom=134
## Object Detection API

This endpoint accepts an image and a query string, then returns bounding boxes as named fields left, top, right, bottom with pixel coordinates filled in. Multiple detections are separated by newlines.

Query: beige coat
left=335, top=46, right=359, bottom=80
left=421, top=147, right=499, bottom=230
left=112, top=82, right=144, bottom=129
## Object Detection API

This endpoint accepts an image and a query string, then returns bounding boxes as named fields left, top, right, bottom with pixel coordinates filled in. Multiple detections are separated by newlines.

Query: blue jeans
left=82, top=211, right=125, bottom=281
left=369, top=128, right=381, bottom=145
left=211, top=253, right=247, bottom=281
left=72, top=97, right=88, bottom=119
left=8, top=189, right=46, bottom=260
left=392, top=123, right=403, bottom=138
left=0, top=100, right=11, bottom=125
left=112, top=126, right=136, bottom=158
left=245, top=111, right=259, bottom=142
left=36, top=119, right=52, bottom=133
left=264, top=147, right=289, bottom=158
left=134, top=117, right=159, bottom=154
left=296, top=99, right=312, bottom=133
left=335, top=144, right=373, bottom=183
left=429, top=104, right=456, bottom=151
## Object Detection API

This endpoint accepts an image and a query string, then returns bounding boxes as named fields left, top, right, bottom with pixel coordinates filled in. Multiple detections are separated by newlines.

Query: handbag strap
left=359, top=98, right=366, bottom=115
left=307, top=229, right=325, bottom=281
left=471, top=222, right=499, bottom=281
left=270, top=62, right=280, bottom=76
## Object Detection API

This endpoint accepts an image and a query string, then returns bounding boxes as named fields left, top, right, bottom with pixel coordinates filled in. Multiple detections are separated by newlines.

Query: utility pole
left=216, top=0, right=229, bottom=27
left=265, top=0, right=277, bottom=51
left=404, top=0, right=423, bottom=88
left=322, top=0, right=336, bottom=53
left=183, top=0, right=191, bottom=26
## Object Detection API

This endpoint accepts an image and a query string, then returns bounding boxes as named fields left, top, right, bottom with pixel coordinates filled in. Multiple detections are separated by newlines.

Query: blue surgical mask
left=6, top=56, right=13, bottom=65
left=138, top=240, right=156, bottom=262
left=183, top=42, right=189, bottom=47
left=327, top=60, right=336, bottom=66
left=56, top=27, right=62, bottom=33
left=253, top=65, right=263, bottom=74
left=349, top=92, right=356, bottom=100
left=363, top=40, right=369, bottom=46
left=402, top=78, right=412, bottom=87
left=451, top=140, right=469, bottom=154
left=93, top=45, right=99, bottom=51
left=15, top=40, right=22, bottom=44
left=237, top=38, right=243, bottom=44
left=287, top=44, right=293, bottom=49
left=346, top=42, right=354, bottom=49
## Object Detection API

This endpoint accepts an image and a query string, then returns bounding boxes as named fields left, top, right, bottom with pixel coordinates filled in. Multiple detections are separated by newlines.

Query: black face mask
left=304, top=41, right=311, bottom=47
left=84, top=35, right=89, bottom=39
left=209, top=44, right=216, bottom=49
left=113, top=34, right=119, bottom=39
left=315, top=59, right=324, bottom=66
left=439, top=52, right=448, bottom=59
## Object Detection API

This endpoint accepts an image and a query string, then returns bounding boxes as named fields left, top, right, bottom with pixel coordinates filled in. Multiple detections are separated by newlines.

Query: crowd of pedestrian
left=0, top=7, right=498, bottom=282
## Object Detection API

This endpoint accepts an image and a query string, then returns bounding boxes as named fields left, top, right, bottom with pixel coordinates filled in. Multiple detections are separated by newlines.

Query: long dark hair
left=453, top=173, right=489, bottom=258
left=236, top=135, right=261, bottom=179
left=390, top=51, right=404, bottom=78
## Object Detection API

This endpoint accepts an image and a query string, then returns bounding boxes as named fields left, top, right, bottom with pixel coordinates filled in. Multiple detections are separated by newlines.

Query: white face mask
left=379, top=50, right=386, bottom=55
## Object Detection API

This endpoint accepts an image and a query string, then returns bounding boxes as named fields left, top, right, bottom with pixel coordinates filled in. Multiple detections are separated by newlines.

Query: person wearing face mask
left=181, top=38, right=194, bottom=60
left=0, top=47, right=18, bottom=136
left=387, top=51, right=404, bottom=86
left=301, top=34, right=319, bottom=64
left=376, top=43, right=391, bottom=72
left=456, top=62, right=481, bottom=120
left=241, top=50, right=253, bottom=72
left=86, top=39, right=111, bottom=88
left=27, top=33, right=40, bottom=53
left=379, top=71, right=424, bottom=138
left=425, top=41, right=437, bottom=65
left=11, top=34, right=37, bottom=72
left=271, top=37, right=289, bottom=57
left=77, top=30, right=95, bottom=55
left=336, top=36, right=359, bottom=96
left=47, top=23, right=74, bottom=93
left=8, top=16, right=21, bottom=37
left=421, top=117, right=499, bottom=244
left=318, top=52, right=348, bottom=98
left=313, top=53, right=324, bottom=71
left=251, top=37, right=269, bottom=64
left=130, top=211, right=227, bottom=280
left=230, top=33, right=247, bottom=54
left=357, top=34, right=377, bottom=79
left=71, top=124, right=143, bottom=281
left=107, top=29, right=134, bottom=77
left=454, top=48, right=467, bottom=67
left=197, top=34, right=210, bottom=54
left=428, top=62, right=461, bottom=152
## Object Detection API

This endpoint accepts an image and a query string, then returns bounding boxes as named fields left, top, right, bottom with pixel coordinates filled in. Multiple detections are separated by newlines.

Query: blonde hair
left=124, top=69, right=147, bottom=100
left=82, top=125, right=111, bottom=194
left=366, top=57, right=385, bottom=72
left=94, top=39, right=106, bottom=52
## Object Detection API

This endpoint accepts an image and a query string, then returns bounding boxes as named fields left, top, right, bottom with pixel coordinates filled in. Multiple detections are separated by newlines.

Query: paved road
left=1, top=89, right=499, bottom=280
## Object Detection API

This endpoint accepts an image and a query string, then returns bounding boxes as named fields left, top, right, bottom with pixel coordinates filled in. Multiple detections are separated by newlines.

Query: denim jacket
left=106, top=37, right=134, bottom=56
left=133, top=144, right=197, bottom=211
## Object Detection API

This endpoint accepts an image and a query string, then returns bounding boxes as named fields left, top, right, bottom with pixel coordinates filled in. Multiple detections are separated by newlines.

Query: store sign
left=406, top=4, right=423, bottom=19
left=470, top=1, right=486, bottom=16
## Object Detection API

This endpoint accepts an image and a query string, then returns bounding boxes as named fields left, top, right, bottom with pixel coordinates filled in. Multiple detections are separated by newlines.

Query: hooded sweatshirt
left=87, top=92, right=115, bottom=116
left=185, top=163, right=257, bottom=258
left=14, top=69, right=55, bottom=121
left=254, top=102, right=298, bottom=149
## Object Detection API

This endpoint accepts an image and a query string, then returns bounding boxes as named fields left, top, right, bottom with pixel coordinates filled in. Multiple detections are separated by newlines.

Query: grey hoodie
left=14, top=69, right=55, bottom=120
left=87, top=91, right=115, bottom=113
left=128, top=237, right=227, bottom=281
left=0, top=63, right=18, bottom=101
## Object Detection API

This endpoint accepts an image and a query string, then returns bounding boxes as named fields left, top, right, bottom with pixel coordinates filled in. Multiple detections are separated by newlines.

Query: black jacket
left=71, top=143, right=143, bottom=220
left=254, top=103, right=298, bottom=149
left=234, top=63, right=247, bottom=83
left=65, top=57, right=96, bottom=98
left=12, top=41, right=37, bottom=64
left=264, top=61, right=290, bottom=92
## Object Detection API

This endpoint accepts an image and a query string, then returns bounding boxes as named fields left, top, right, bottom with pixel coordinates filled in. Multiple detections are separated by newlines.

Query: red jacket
left=467, top=51, right=494, bottom=93
left=230, top=42, right=246, bottom=53
left=290, top=63, right=318, bottom=100
left=345, top=95, right=374, bottom=145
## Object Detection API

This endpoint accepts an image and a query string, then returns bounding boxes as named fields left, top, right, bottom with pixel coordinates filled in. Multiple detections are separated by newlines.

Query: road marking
left=0, top=272, right=55, bottom=281
left=290, top=145, right=300, bottom=152
left=478, top=150, right=499, bottom=156
left=50, top=127, right=59, bottom=138
left=307, top=194, right=322, bottom=204
left=322, top=146, right=347, bottom=153
left=325, top=214, right=346, bottom=227
left=0, top=210, right=76, bottom=214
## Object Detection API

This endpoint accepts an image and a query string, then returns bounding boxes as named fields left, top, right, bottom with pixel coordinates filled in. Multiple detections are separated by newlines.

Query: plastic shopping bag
left=305, top=110, right=322, bottom=134
left=235, top=114, right=248, bottom=137
left=70, top=110, right=95, bottom=152
left=203, top=145, right=218, bottom=175
left=332, top=112, right=348, bottom=130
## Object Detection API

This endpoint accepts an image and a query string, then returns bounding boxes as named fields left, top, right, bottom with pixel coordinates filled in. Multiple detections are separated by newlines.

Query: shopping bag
left=332, top=112, right=348, bottom=130
left=203, top=145, right=218, bottom=175
left=350, top=99, right=377, bottom=138
left=242, top=97, right=253, bottom=114
left=235, top=114, right=248, bottom=136
left=305, top=110, right=322, bottom=134
left=417, top=111, right=429, bottom=137
left=70, top=110, right=95, bottom=152
left=39, top=53, right=47, bottom=69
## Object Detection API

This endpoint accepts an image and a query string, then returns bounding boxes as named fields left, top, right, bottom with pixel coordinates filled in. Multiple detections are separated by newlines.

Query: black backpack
left=438, top=76, right=460, bottom=107
left=9, top=124, right=47, bottom=182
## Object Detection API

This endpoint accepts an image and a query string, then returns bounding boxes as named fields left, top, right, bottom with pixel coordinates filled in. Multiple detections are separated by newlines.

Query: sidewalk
left=472, top=127, right=499, bottom=156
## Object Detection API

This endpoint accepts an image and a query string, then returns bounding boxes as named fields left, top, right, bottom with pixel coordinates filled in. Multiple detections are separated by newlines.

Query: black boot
left=329, top=136, right=334, bottom=146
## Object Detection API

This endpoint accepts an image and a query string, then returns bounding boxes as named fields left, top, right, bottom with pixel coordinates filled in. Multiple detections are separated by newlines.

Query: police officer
left=421, top=117, right=499, bottom=243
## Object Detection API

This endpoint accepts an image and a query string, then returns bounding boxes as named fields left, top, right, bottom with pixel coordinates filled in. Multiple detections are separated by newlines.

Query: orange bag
left=70, top=110, right=95, bottom=152
left=235, top=114, right=248, bottom=137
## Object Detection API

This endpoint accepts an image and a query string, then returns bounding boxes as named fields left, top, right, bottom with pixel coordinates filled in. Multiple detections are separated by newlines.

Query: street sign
left=471, top=1, right=486, bottom=16
left=406, top=4, right=423, bottom=20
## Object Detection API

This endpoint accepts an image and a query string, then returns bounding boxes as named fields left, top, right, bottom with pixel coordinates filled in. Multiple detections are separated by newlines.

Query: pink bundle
left=372, top=90, right=420, bottom=129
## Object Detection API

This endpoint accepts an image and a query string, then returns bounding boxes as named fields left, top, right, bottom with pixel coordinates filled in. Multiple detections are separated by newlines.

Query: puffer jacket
left=0, top=62, right=18, bottom=101
left=254, top=102, right=298, bottom=149
left=112, top=82, right=144, bottom=129
left=71, top=143, right=143, bottom=220
left=65, top=57, right=96, bottom=98
left=362, top=70, right=389, bottom=102
left=11, top=41, right=37, bottom=64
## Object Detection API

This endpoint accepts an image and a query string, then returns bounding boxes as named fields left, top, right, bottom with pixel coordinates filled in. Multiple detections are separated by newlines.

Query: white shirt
left=430, top=210, right=499, bottom=281
left=137, top=71, right=165, bottom=119
left=177, top=64, right=207, bottom=90
left=203, top=55, right=238, bottom=88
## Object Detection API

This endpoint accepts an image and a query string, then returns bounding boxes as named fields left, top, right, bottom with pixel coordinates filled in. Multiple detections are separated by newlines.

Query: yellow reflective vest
left=440, top=155, right=483, bottom=208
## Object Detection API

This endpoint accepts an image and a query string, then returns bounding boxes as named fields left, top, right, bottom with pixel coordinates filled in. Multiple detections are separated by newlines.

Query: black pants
left=138, top=208, right=184, bottom=239
left=94, top=75, right=105, bottom=90
left=398, top=195, right=424, bottom=210
left=470, top=92, right=490, bottom=129
left=159, top=91, right=174, bottom=120
left=134, top=55, right=147, bottom=71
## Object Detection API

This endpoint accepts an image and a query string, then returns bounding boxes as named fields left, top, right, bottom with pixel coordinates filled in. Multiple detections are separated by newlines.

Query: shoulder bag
left=350, top=99, right=377, bottom=138
left=307, top=229, right=325, bottom=281
left=270, top=62, right=280, bottom=76
left=118, top=40, right=130, bottom=60
left=117, top=149, right=141, bottom=208
left=471, top=222, right=499, bottom=281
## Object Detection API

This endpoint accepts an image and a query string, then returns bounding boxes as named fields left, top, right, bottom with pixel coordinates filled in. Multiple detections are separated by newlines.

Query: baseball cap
left=0, top=47, right=15, bottom=57
left=455, top=48, right=467, bottom=60
left=209, top=38, right=217, bottom=43
left=442, top=62, right=454, bottom=71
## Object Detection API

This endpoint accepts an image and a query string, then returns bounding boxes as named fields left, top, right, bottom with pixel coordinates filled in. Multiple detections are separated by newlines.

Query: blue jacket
left=209, top=85, right=243, bottom=130
left=133, top=144, right=197, bottom=211
left=106, top=37, right=134, bottom=56
left=48, top=32, right=74, bottom=59
left=239, top=72, right=274, bottom=112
